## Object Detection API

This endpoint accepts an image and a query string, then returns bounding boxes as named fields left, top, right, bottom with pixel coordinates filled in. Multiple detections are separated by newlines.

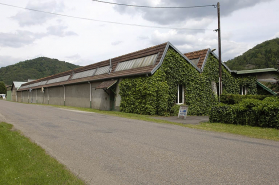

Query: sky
left=0, top=0, right=278, bottom=68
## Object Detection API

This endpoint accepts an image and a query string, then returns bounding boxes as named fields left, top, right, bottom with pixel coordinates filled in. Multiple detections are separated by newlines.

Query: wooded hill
left=0, top=57, right=80, bottom=85
left=226, top=38, right=279, bottom=70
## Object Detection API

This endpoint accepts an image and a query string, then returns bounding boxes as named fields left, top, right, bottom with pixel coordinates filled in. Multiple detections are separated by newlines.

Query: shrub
left=220, top=94, right=271, bottom=105
left=210, top=99, right=279, bottom=129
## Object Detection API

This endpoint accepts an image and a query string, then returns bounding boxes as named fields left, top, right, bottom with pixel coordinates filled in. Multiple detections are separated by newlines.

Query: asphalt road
left=0, top=100, right=279, bottom=185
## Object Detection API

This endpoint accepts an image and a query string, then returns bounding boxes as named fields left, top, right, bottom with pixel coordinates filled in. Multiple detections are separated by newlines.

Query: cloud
left=0, top=24, right=77, bottom=48
left=150, top=30, right=205, bottom=47
left=273, top=32, right=279, bottom=38
left=149, top=29, right=251, bottom=61
left=65, top=54, right=91, bottom=66
left=11, top=0, right=65, bottom=26
left=113, top=0, right=272, bottom=25
left=0, top=30, right=45, bottom=48
left=46, top=25, right=77, bottom=37
left=111, top=41, right=123, bottom=45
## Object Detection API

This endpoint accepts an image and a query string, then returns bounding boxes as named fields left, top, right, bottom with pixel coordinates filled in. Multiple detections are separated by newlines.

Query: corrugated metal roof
left=17, top=42, right=204, bottom=91
left=13, top=82, right=27, bottom=90
left=46, top=75, right=70, bottom=84
left=39, top=81, right=47, bottom=86
left=72, top=69, right=96, bottom=80
left=95, top=66, right=110, bottom=75
left=96, top=80, right=118, bottom=89
left=29, top=82, right=41, bottom=88
left=115, top=54, right=158, bottom=72
left=236, top=68, right=278, bottom=74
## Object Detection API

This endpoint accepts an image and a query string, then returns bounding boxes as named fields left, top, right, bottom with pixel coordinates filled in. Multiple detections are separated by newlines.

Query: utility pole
left=217, top=2, right=222, bottom=101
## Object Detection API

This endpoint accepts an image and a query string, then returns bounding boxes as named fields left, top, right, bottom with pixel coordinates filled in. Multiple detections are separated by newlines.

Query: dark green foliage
left=0, top=82, right=7, bottom=94
left=226, top=38, right=279, bottom=70
left=170, top=104, right=181, bottom=116
left=120, top=48, right=246, bottom=116
left=0, top=57, right=80, bottom=85
left=210, top=98, right=279, bottom=129
left=119, top=70, right=169, bottom=115
left=220, top=94, right=271, bottom=104
left=203, top=55, right=240, bottom=94
left=237, top=76, right=258, bottom=94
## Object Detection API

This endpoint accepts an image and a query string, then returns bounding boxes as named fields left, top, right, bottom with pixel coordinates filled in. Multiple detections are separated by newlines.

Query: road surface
left=0, top=100, right=278, bottom=184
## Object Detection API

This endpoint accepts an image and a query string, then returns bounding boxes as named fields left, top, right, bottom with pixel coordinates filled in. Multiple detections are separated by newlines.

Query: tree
left=0, top=81, right=7, bottom=94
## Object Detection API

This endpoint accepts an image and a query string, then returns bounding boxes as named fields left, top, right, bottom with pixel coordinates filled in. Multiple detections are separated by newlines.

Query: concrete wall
left=16, top=80, right=121, bottom=111
left=17, top=91, right=22, bottom=102
left=48, top=86, right=64, bottom=106
left=11, top=89, right=16, bottom=101
left=91, top=82, right=111, bottom=110
left=256, top=72, right=279, bottom=83
left=30, top=88, right=46, bottom=104
left=22, top=91, right=29, bottom=103
left=66, top=83, right=91, bottom=108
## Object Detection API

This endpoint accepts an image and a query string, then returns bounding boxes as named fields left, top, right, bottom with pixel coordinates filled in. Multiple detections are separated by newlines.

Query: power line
left=0, top=2, right=213, bottom=31
left=92, top=0, right=216, bottom=9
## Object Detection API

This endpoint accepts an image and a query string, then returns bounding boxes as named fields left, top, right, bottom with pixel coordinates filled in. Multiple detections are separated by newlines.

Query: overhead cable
left=92, top=0, right=216, bottom=9
left=0, top=2, right=213, bottom=31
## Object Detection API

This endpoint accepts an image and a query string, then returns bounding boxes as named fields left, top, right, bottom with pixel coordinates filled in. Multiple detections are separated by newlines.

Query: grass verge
left=193, top=123, right=279, bottom=141
left=50, top=105, right=279, bottom=141
left=0, top=122, right=85, bottom=185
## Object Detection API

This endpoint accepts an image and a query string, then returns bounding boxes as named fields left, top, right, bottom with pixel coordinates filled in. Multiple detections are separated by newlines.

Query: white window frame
left=241, top=86, right=247, bottom=95
left=176, top=84, right=184, bottom=104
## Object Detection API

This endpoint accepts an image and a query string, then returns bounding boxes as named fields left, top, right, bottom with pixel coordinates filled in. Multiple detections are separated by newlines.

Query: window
left=212, top=81, right=217, bottom=96
left=241, top=86, right=247, bottom=95
left=176, top=84, right=184, bottom=104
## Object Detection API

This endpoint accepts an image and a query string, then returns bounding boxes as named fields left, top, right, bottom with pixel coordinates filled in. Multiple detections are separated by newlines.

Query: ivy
left=237, top=76, right=257, bottom=95
left=119, top=47, right=258, bottom=116
left=203, top=55, right=239, bottom=94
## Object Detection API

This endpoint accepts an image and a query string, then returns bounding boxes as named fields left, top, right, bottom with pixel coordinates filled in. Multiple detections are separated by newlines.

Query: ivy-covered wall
left=119, top=47, right=257, bottom=116
left=203, top=55, right=239, bottom=94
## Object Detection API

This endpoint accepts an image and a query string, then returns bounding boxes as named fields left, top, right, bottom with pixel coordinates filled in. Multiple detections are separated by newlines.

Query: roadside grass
left=0, top=122, right=85, bottom=185
left=193, top=123, right=279, bottom=141
left=49, top=105, right=279, bottom=141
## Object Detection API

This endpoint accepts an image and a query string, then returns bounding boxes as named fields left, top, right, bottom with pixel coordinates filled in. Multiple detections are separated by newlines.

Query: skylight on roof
left=72, top=69, right=96, bottom=80
left=95, top=66, right=110, bottom=75
left=46, top=75, right=70, bottom=84
left=115, top=54, right=158, bottom=72
left=189, top=58, right=200, bottom=67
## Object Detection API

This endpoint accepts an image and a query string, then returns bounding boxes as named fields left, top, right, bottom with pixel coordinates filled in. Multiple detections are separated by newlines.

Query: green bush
left=0, top=81, right=7, bottom=94
left=210, top=99, right=279, bottom=128
left=263, top=96, right=279, bottom=102
left=170, top=104, right=185, bottom=116
left=220, top=94, right=271, bottom=104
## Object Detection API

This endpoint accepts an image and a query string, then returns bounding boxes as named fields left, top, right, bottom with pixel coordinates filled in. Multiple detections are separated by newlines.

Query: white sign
left=178, top=106, right=188, bottom=119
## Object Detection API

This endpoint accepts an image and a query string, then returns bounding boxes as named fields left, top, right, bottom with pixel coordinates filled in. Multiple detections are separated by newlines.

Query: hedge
left=210, top=98, right=279, bottom=128
left=220, top=94, right=272, bottom=105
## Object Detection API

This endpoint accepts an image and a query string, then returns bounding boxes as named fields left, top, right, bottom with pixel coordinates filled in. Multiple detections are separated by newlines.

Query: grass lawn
left=193, top=123, right=279, bottom=141
left=0, top=122, right=85, bottom=185
left=49, top=105, right=279, bottom=141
